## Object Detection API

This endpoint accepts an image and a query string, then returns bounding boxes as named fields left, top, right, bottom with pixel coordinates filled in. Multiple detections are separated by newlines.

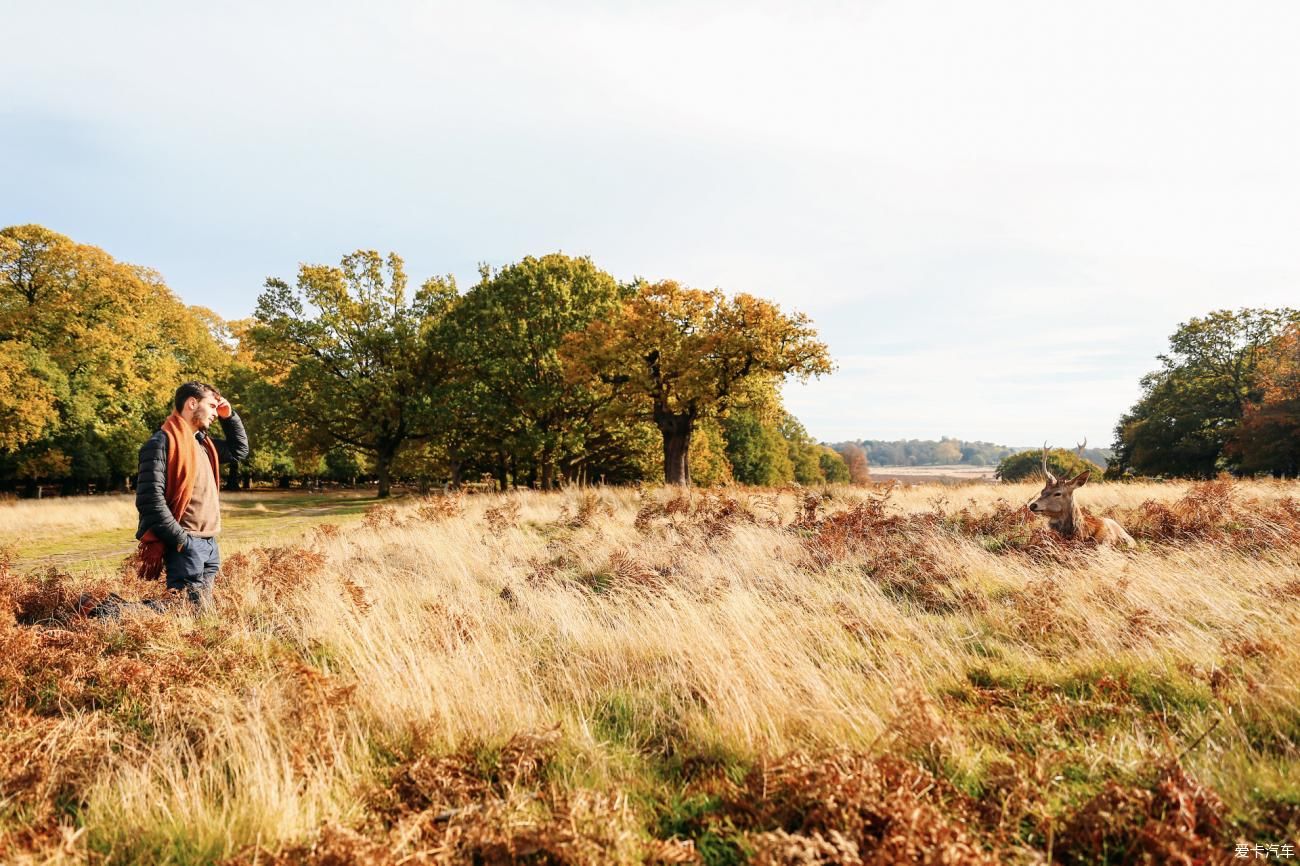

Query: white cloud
left=2, top=0, right=1297, bottom=445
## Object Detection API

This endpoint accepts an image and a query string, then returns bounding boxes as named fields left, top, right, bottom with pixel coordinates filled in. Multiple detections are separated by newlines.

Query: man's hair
left=174, top=381, right=217, bottom=413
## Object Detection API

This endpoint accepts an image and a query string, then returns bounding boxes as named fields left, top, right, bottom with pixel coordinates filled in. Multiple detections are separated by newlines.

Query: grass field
left=1, top=479, right=1298, bottom=864
left=0, top=490, right=383, bottom=572
left=865, top=465, right=999, bottom=485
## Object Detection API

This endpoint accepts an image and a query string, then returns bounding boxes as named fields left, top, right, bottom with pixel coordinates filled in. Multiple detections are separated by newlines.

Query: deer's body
left=1046, top=499, right=1136, bottom=548
left=1030, top=441, right=1136, bottom=549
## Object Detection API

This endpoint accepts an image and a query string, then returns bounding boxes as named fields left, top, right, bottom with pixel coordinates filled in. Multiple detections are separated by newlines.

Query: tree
left=1111, top=308, right=1299, bottom=477
left=833, top=442, right=871, bottom=484
left=563, top=281, right=832, bottom=485
left=441, top=254, right=627, bottom=489
left=778, top=412, right=837, bottom=485
left=323, top=445, right=365, bottom=485
left=724, top=407, right=794, bottom=486
left=934, top=437, right=963, bottom=464
left=0, top=342, right=61, bottom=453
left=218, top=318, right=279, bottom=490
left=817, top=446, right=851, bottom=483
left=687, top=418, right=733, bottom=486
left=1, top=224, right=228, bottom=493
left=996, top=448, right=1102, bottom=483
left=1229, top=323, right=1300, bottom=477
left=250, top=250, right=457, bottom=498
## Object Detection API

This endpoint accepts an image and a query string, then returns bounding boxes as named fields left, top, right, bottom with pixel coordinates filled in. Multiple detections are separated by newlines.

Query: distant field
left=868, top=464, right=999, bottom=484
left=2, top=480, right=1298, bottom=864
left=0, top=490, right=387, bottom=573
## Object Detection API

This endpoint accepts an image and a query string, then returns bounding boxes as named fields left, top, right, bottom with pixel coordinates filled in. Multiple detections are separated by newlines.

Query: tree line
left=836, top=437, right=1114, bottom=468
left=1, top=225, right=848, bottom=496
left=8, top=226, right=1290, bottom=490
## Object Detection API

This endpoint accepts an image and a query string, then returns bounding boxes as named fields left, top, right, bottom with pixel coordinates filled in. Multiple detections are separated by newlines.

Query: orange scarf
left=132, top=412, right=220, bottom=580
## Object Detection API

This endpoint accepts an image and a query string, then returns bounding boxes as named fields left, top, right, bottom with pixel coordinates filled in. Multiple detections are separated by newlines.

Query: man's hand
left=215, top=394, right=232, bottom=419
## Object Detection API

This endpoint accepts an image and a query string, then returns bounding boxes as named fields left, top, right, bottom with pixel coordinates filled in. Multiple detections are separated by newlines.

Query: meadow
left=1, top=479, right=1298, bottom=864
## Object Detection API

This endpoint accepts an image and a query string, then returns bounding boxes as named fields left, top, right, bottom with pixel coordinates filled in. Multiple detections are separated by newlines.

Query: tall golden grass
left=1, top=479, right=1297, bottom=864
left=0, top=493, right=138, bottom=540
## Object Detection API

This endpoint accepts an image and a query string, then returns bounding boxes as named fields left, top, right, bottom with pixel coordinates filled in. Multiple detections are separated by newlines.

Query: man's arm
left=209, top=410, right=250, bottom=463
left=135, top=432, right=188, bottom=549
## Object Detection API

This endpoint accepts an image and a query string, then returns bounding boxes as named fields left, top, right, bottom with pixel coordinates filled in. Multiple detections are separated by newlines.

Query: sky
left=3, top=0, right=1298, bottom=448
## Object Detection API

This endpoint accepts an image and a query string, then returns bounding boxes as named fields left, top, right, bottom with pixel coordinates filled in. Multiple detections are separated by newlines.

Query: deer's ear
left=1070, top=471, right=1090, bottom=487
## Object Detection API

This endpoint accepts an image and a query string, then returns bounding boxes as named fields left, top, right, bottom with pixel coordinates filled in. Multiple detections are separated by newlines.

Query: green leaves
left=249, top=250, right=456, bottom=497
left=439, top=254, right=625, bottom=487
left=1113, top=307, right=1300, bottom=478
left=995, top=449, right=1102, bottom=483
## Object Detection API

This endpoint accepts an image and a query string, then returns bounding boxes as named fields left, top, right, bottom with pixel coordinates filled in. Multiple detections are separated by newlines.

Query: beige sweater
left=180, top=437, right=221, bottom=537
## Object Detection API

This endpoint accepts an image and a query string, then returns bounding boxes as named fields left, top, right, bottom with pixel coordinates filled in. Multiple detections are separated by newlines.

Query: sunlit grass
left=1, top=489, right=387, bottom=573
left=1, top=479, right=1297, bottom=863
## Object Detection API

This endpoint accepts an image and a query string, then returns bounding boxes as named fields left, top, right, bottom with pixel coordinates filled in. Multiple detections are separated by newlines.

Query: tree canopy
left=996, top=448, right=1103, bottom=483
left=249, top=250, right=457, bottom=498
left=0, top=225, right=227, bottom=493
left=439, top=254, right=629, bottom=488
left=563, top=280, right=833, bottom=485
left=1227, top=322, right=1300, bottom=477
left=1111, top=307, right=1300, bottom=478
left=2, top=227, right=848, bottom=495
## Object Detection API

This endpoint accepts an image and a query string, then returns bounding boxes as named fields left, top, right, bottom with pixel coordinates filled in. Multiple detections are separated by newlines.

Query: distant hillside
left=832, top=437, right=1113, bottom=468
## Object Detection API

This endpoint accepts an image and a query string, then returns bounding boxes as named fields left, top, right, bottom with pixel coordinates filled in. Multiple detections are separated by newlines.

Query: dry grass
left=1, top=479, right=1298, bottom=864
left=0, top=493, right=139, bottom=541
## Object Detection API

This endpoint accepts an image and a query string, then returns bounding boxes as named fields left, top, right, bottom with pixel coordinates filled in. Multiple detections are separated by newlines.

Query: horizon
left=4, top=1, right=1298, bottom=447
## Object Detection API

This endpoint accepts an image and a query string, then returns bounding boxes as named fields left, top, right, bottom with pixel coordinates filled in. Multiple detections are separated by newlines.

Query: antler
left=1076, top=437, right=1087, bottom=455
left=1042, top=441, right=1058, bottom=485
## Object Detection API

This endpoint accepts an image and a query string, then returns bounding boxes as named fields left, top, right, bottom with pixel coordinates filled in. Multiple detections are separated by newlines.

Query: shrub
left=995, top=449, right=1103, bottom=483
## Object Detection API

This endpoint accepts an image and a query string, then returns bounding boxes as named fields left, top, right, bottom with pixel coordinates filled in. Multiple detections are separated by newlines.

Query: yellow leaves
left=687, top=418, right=733, bottom=486
left=1, top=223, right=231, bottom=475
left=0, top=342, right=60, bottom=453
left=564, top=278, right=833, bottom=417
left=1254, top=322, right=1300, bottom=403
left=16, top=448, right=72, bottom=480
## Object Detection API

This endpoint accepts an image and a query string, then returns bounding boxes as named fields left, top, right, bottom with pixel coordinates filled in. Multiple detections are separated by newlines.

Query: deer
left=1028, top=439, right=1136, bottom=548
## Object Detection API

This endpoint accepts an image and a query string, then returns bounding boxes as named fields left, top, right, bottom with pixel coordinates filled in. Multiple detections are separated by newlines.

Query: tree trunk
left=655, top=410, right=694, bottom=486
left=374, top=437, right=405, bottom=498
left=541, top=447, right=555, bottom=490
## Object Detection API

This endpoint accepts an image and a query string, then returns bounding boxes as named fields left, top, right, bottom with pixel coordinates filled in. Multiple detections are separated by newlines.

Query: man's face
left=187, top=393, right=220, bottom=429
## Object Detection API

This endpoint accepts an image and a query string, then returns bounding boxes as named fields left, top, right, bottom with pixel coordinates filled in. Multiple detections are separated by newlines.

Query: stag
left=1029, top=439, right=1136, bottom=548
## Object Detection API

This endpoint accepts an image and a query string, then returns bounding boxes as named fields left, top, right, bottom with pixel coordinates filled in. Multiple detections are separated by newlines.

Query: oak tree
left=441, top=254, right=626, bottom=488
left=564, top=280, right=832, bottom=485
left=250, top=251, right=457, bottom=498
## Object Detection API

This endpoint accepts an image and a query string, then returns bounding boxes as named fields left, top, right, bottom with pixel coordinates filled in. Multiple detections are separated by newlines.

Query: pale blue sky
left=3, top=1, right=1298, bottom=447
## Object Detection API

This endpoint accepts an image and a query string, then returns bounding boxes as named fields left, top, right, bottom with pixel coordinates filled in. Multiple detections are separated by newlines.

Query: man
left=134, top=381, right=249, bottom=607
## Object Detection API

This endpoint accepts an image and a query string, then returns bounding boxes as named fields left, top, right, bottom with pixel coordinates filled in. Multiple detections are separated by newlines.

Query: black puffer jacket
left=135, top=412, right=250, bottom=548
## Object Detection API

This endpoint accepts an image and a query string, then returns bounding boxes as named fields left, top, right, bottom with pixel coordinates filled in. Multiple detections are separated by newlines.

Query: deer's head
left=1029, top=440, right=1090, bottom=517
